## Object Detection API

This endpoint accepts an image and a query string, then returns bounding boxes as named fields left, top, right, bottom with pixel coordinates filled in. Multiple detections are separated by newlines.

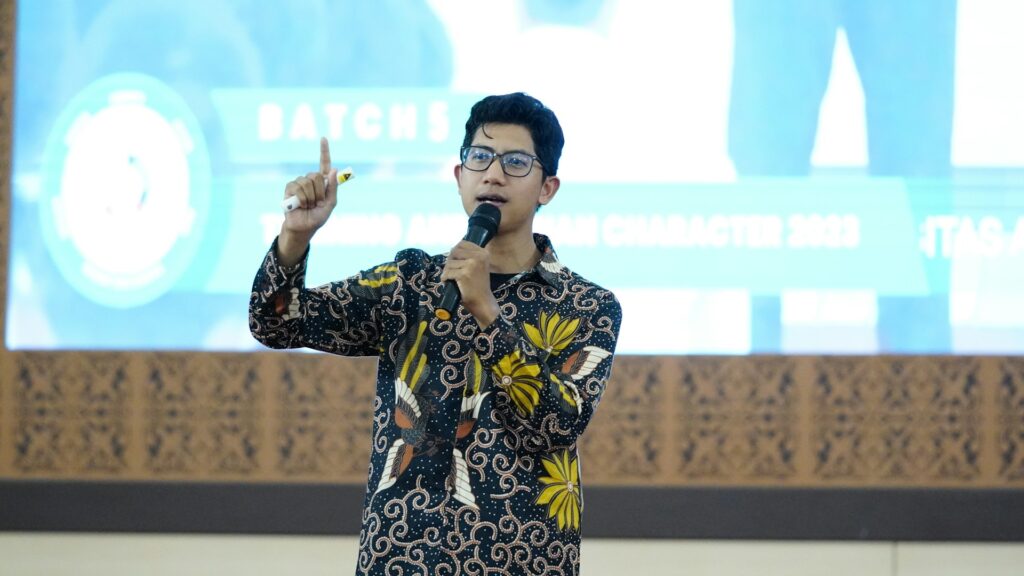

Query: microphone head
left=467, top=203, right=502, bottom=239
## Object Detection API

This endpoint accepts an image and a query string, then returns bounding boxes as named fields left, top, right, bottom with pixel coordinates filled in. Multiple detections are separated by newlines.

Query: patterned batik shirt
left=249, top=233, right=622, bottom=576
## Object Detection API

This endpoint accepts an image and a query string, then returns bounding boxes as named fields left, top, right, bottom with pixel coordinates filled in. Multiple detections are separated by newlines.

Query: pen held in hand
left=281, top=167, right=354, bottom=212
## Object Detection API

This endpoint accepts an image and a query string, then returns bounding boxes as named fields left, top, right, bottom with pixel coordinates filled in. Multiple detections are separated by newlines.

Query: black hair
left=462, top=92, right=565, bottom=177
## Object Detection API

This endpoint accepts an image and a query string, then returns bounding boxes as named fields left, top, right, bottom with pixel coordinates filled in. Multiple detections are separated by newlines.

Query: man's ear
left=454, top=163, right=462, bottom=184
left=538, top=175, right=560, bottom=206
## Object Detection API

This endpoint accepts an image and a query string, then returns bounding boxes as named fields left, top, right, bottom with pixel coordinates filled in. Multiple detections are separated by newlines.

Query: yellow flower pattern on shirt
left=492, top=349, right=544, bottom=416
left=535, top=449, right=583, bottom=532
left=524, top=310, right=580, bottom=356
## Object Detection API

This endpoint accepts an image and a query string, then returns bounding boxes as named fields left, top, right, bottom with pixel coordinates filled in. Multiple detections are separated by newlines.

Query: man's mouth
left=476, top=195, right=507, bottom=206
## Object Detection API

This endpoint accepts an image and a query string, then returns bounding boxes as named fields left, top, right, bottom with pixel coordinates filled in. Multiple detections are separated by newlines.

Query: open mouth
left=476, top=195, right=507, bottom=206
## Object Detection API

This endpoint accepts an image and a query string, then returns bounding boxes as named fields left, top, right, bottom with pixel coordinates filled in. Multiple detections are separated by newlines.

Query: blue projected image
left=7, top=0, right=1024, bottom=354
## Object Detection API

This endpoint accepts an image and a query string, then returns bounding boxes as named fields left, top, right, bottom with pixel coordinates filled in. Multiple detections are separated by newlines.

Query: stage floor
left=1, top=534, right=1021, bottom=575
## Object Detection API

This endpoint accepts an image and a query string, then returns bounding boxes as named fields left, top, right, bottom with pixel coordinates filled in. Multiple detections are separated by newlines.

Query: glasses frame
left=460, top=146, right=543, bottom=178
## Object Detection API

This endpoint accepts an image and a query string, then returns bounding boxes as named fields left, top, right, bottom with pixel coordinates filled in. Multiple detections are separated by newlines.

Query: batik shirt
left=249, top=233, right=621, bottom=576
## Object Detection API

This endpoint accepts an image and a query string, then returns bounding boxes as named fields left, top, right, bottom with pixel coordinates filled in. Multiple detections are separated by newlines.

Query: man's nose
left=482, top=158, right=507, bottom=183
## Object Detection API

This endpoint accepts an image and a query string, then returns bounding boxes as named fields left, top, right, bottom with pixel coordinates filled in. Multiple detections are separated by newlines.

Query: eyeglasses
left=460, top=146, right=542, bottom=177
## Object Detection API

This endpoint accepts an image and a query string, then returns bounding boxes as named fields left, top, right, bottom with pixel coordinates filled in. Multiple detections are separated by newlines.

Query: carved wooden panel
left=13, top=353, right=129, bottom=475
left=578, top=356, right=667, bottom=483
left=999, top=358, right=1024, bottom=482
left=144, top=354, right=262, bottom=478
left=810, top=357, right=982, bottom=484
left=669, top=357, right=799, bottom=483
left=271, top=354, right=376, bottom=480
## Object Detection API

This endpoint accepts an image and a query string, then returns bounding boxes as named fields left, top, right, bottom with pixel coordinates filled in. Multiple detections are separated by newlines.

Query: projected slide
left=7, top=0, right=1024, bottom=354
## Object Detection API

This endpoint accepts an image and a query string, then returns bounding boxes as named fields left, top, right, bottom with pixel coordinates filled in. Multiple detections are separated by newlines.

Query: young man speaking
left=251, top=93, right=621, bottom=575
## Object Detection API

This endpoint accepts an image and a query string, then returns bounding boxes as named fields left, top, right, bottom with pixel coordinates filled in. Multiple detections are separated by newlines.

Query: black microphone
left=435, top=203, right=502, bottom=320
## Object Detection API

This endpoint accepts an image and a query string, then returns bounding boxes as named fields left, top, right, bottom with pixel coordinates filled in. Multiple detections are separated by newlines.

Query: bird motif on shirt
left=447, top=352, right=489, bottom=509
left=549, top=346, right=612, bottom=414
left=375, top=320, right=431, bottom=494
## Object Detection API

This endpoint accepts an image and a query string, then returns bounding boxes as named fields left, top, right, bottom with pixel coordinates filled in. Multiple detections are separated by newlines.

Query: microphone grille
left=468, top=203, right=502, bottom=233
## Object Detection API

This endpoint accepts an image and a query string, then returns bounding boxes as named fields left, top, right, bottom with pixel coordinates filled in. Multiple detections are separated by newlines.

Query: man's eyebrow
left=470, top=144, right=534, bottom=155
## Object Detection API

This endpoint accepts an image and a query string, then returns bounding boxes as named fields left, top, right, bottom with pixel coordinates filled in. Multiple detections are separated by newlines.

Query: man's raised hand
left=277, top=137, right=340, bottom=265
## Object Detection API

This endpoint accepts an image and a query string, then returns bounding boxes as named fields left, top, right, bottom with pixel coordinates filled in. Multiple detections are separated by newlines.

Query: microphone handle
left=436, top=279, right=461, bottom=320
left=435, top=224, right=495, bottom=321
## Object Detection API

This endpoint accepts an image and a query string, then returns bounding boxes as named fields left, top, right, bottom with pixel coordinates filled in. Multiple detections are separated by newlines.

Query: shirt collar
left=531, top=233, right=569, bottom=288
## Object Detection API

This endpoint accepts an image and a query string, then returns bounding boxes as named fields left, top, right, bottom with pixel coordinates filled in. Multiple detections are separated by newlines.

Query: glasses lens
left=462, top=147, right=494, bottom=171
left=501, top=153, right=533, bottom=177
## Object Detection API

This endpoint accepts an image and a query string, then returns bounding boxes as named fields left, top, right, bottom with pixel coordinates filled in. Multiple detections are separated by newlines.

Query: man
left=250, top=93, right=621, bottom=575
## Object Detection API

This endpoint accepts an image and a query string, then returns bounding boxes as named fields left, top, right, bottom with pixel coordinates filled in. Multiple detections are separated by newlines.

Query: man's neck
left=485, top=231, right=541, bottom=274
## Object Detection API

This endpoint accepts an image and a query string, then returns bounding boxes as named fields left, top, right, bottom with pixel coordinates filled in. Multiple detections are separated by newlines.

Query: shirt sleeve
left=248, top=237, right=395, bottom=356
left=471, top=288, right=622, bottom=452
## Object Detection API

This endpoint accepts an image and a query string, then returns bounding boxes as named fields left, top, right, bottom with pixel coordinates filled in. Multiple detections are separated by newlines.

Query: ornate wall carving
left=0, top=5, right=1021, bottom=490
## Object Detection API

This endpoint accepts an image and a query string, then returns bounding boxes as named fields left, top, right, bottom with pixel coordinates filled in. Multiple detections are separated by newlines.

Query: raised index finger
left=319, top=136, right=332, bottom=175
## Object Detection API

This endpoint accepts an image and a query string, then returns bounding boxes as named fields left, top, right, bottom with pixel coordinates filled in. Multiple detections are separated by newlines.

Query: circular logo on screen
left=40, top=73, right=211, bottom=308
